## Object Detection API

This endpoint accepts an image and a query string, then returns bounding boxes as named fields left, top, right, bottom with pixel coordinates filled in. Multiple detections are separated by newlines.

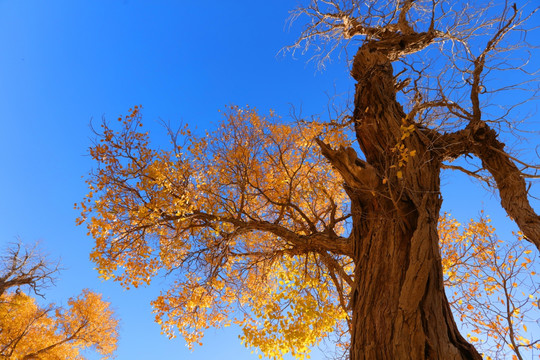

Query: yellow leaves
left=77, top=105, right=540, bottom=360
left=389, top=120, right=417, bottom=180
left=399, top=121, right=416, bottom=140
left=440, top=212, right=539, bottom=359
left=79, top=105, right=350, bottom=295
left=97, top=268, right=114, bottom=281
left=237, top=254, right=349, bottom=360
left=151, top=251, right=350, bottom=360
left=0, top=290, right=118, bottom=359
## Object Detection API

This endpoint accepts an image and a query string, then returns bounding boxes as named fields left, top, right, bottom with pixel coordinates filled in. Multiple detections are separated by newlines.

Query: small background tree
left=0, top=243, right=119, bottom=360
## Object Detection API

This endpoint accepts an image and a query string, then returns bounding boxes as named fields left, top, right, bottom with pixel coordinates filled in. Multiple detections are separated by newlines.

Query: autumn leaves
left=0, top=244, right=118, bottom=359
left=77, top=105, right=540, bottom=359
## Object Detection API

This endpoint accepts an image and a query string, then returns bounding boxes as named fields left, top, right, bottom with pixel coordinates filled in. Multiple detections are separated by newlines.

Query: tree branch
left=434, top=125, right=540, bottom=251
left=0, top=243, right=59, bottom=297
left=472, top=128, right=540, bottom=251
left=178, top=211, right=353, bottom=257
left=315, top=138, right=379, bottom=194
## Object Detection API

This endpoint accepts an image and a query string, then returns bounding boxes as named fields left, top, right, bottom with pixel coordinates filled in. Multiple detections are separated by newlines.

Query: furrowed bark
left=318, top=27, right=483, bottom=359
left=436, top=124, right=540, bottom=251
left=471, top=125, right=540, bottom=251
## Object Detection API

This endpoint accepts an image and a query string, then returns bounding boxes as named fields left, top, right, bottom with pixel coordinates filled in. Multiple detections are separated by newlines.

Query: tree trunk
left=348, top=197, right=480, bottom=359
left=346, top=46, right=482, bottom=359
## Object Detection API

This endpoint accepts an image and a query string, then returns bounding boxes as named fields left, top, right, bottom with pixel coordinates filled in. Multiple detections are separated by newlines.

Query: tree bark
left=326, top=43, right=483, bottom=359
left=348, top=194, right=480, bottom=359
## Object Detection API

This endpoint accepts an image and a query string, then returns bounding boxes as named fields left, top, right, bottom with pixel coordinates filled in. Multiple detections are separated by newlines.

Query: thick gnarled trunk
left=348, top=194, right=480, bottom=359
left=337, top=45, right=482, bottom=359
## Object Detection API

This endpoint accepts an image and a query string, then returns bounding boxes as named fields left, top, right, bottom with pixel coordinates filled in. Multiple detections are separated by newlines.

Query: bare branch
left=441, top=163, right=493, bottom=186
left=0, top=242, right=59, bottom=297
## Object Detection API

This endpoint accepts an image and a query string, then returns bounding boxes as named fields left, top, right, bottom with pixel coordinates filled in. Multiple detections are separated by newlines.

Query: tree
left=0, top=243, right=57, bottom=298
left=439, top=213, right=540, bottom=359
left=0, top=244, right=119, bottom=359
left=78, top=1, right=539, bottom=359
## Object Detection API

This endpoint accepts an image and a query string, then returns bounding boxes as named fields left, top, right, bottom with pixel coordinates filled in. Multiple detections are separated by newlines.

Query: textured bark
left=320, top=38, right=483, bottom=359
left=434, top=123, right=540, bottom=251
left=348, top=200, right=480, bottom=359
left=470, top=124, right=540, bottom=250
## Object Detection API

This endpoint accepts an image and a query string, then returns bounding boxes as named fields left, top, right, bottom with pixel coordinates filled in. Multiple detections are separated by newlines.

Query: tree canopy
left=0, top=244, right=119, bottom=360
left=79, top=1, right=539, bottom=359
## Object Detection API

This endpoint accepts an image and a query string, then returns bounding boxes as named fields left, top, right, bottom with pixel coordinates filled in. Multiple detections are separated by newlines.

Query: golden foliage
left=79, top=106, right=538, bottom=359
left=0, top=289, right=118, bottom=359
left=79, top=105, right=352, bottom=359
left=439, top=213, right=540, bottom=359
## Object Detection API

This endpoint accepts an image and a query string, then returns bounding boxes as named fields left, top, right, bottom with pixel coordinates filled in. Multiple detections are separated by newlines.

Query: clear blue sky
left=0, top=1, right=538, bottom=359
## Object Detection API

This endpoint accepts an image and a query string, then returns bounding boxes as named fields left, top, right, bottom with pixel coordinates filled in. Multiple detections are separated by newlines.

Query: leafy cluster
left=440, top=213, right=540, bottom=359
left=79, top=106, right=352, bottom=359
left=0, top=244, right=118, bottom=359
left=80, top=105, right=540, bottom=359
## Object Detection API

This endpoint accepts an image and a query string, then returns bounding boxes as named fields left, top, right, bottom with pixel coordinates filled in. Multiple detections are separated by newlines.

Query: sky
left=0, top=1, right=538, bottom=360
